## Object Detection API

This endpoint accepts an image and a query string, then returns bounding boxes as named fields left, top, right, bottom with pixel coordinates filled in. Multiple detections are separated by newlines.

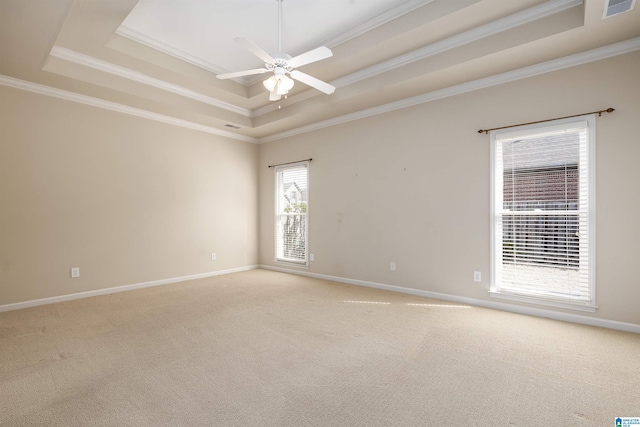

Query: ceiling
left=1, top=0, right=639, bottom=143
left=119, top=0, right=428, bottom=78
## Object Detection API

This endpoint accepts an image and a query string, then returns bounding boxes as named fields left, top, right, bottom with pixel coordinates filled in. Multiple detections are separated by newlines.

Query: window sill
left=274, top=260, right=309, bottom=270
left=489, top=291, right=597, bottom=313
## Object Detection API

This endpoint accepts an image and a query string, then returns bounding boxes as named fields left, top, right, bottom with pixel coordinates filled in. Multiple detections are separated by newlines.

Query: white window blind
left=275, top=163, right=308, bottom=264
left=490, top=116, right=595, bottom=309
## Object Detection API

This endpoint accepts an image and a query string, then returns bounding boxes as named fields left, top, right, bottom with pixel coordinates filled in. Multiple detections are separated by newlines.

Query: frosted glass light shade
left=263, top=75, right=278, bottom=91
left=277, top=75, right=294, bottom=94
left=264, top=74, right=294, bottom=97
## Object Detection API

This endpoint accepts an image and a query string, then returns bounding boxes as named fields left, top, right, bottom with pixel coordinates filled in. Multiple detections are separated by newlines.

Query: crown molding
left=116, top=25, right=228, bottom=75
left=258, top=37, right=640, bottom=143
left=3, top=36, right=638, bottom=146
left=117, top=25, right=263, bottom=87
left=319, top=0, right=436, bottom=50
left=49, top=0, right=584, bottom=122
left=330, top=0, right=583, bottom=87
left=0, top=75, right=258, bottom=144
left=253, top=0, right=584, bottom=118
left=49, top=46, right=252, bottom=118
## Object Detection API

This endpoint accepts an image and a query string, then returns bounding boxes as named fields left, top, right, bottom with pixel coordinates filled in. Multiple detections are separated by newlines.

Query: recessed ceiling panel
left=118, top=0, right=431, bottom=75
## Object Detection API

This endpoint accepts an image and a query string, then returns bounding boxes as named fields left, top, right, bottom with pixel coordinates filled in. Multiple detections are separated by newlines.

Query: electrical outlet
left=71, top=267, right=80, bottom=278
left=390, top=261, right=396, bottom=271
left=473, top=271, right=481, bottom=282
left=310, top=253, right=315, bottom=261
left=211, top=253, right=216, bottom=261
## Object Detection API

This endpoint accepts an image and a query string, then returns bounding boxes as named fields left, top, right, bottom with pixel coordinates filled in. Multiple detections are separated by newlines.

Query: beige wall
left=2, top=52, right=638, bottom=325
left=0, top=86, right=259, bottom=305
left=259, top=51, right=640, bottom=325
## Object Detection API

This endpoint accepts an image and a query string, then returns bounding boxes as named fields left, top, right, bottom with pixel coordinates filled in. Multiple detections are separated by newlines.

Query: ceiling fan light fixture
left=264, top=74, right=294, bottom=95
left=269, top=90, right=281, bottom=101
left=277, top=75, right=294, bottom=94
left=263, top=75, right=278, bottom=91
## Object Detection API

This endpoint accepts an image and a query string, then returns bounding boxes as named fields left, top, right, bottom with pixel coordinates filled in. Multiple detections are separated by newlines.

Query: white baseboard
left=260, top=264, right=640, bottom=334
left=0, top=265, right=259, bottom=313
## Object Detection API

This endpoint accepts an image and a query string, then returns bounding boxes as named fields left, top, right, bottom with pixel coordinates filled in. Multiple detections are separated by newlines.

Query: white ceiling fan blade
left=288, top=46, right=333, bottom=69
left=234, top=37, right=275, bottom=64
left=290, top=70, right=335, bottom=95
left=216, top=68, right=269, bottom=80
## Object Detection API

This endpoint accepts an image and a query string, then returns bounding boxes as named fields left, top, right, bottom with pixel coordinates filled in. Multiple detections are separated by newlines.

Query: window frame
left=489, top=115, right=596, bottom=312
left=274, top=161, right=310, bottom=267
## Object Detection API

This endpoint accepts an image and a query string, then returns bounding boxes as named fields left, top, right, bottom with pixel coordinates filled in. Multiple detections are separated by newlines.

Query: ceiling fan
left=216, top=0, right=335, bottom=101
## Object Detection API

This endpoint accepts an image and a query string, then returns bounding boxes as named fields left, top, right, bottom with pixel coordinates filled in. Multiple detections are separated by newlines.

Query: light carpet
left=1, top=269, right=639, bottom=426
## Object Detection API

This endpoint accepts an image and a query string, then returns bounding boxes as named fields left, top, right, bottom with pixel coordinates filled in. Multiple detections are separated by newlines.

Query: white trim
left=258, top=37, right=640, bottom=143
left=489, top=291, right=596, bottom=313
left=0, top=265, right=259, bottom=313
left=318, top=0, right=436, bottom=49
left=259, top=265, right=640, bottom=334
left=116, top=25, right=229, bottom=76
left=489, top=115, right=597, bottom=311
left=4, top=35, right=639, bottom=145
left=329, top=0, right=582, bottom=89
left=117, top=26, right=257, bottom=87
left=274, top=161, right=310, bottom=267
left=0, top=75, right=258, bottom=144
left=49, top=46, right=252, bottom=118
left=274, top=260, right=310, bottom=270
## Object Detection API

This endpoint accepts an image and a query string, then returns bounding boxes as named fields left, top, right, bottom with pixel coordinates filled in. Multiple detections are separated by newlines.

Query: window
left=490, top=115, right=595, bottom=311
left=275, top=162, right=309, bottom=265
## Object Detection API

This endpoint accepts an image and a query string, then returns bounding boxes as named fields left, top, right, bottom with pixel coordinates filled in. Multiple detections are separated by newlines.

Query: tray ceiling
left=1, top=0, right=639, bottom=143
left=119, top=0, right=430, bottom=78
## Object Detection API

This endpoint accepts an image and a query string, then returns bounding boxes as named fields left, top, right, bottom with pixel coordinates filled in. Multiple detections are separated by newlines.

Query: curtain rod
left=268, top=158, right=312, bottom=168
left=477, top=108, right=615, bottom=134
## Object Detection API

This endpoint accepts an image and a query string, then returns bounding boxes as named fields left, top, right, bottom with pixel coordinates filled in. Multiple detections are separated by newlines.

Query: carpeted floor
left=1, top=269, right=639, bottom=426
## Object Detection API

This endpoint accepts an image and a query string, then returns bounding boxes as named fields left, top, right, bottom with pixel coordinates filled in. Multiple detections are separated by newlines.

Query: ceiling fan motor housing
left=267, top=55, right=292, bottom=73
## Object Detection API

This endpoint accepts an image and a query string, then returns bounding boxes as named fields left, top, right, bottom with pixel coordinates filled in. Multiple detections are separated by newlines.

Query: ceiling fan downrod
left=278, top=0, right=283, bottom=54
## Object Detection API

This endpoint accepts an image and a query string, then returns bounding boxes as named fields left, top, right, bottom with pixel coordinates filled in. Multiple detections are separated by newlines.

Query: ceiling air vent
left=225, top=124, right=241, bottom=129
left=603, top=0, right=636, bottom=18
